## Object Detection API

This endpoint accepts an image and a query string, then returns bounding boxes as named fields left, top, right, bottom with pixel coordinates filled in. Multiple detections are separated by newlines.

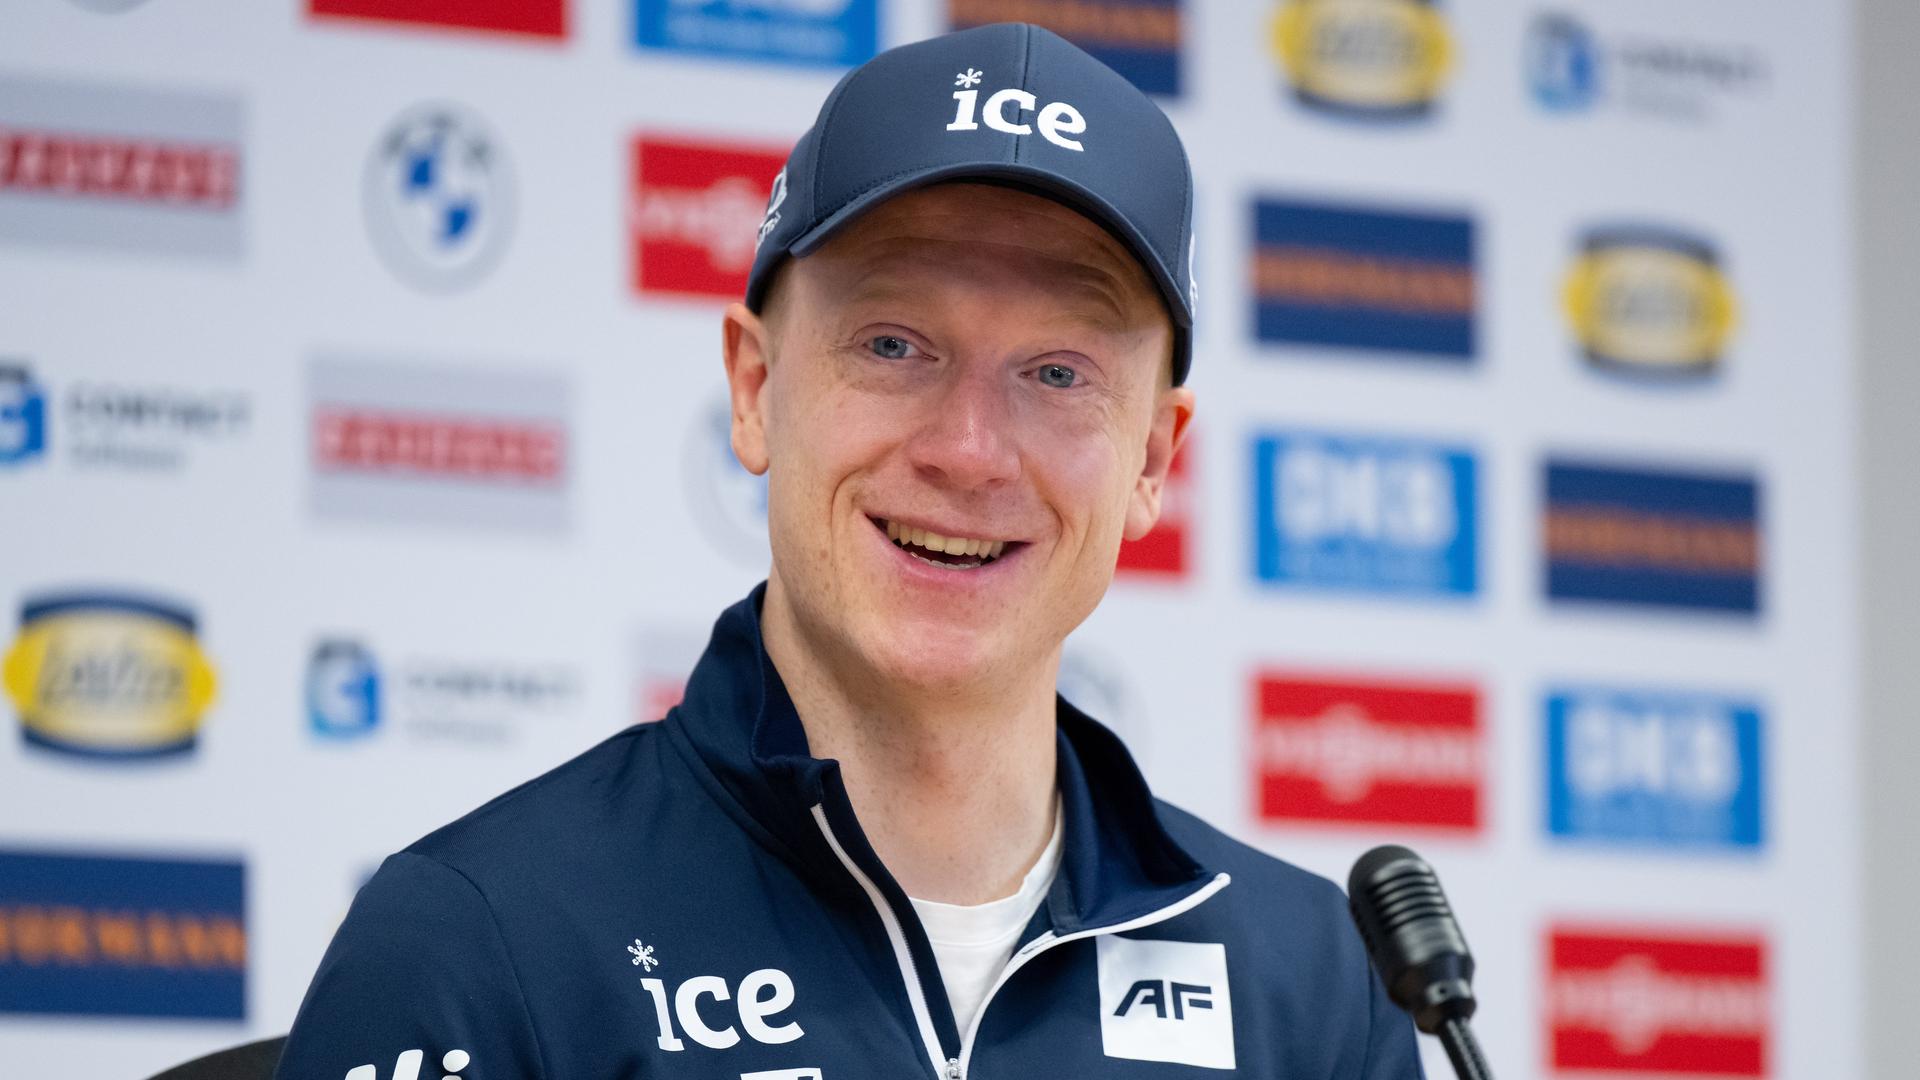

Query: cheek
left=765, top=368, right=901, bottom=518
left=1028, top=419, right=1139, bottom=545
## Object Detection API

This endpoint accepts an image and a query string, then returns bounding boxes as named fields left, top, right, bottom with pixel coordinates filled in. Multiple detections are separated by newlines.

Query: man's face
left=724, top=183, right=1193, bottom=694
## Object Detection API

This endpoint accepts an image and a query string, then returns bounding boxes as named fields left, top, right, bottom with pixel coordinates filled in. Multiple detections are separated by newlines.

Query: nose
left=905, top=363, right=1021, bottom=492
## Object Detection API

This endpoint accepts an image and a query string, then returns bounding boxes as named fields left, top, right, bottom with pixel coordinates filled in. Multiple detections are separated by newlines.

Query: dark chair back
left=146, top=1036, right=286, bottom=1080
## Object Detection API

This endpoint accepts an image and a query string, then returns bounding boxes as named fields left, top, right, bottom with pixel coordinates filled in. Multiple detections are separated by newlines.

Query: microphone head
left=1347, top=844, right=1477, bottom=1033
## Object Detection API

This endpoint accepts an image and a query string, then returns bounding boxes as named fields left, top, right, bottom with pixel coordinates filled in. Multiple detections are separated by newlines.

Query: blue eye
left=869, top=335, right=915, bottom=360
left=1037, top=363, right=1077, bottom=388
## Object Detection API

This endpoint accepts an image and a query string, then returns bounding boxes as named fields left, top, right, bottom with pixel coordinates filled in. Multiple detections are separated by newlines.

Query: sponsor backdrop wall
left=0, top=2, right=1857, bottom=1078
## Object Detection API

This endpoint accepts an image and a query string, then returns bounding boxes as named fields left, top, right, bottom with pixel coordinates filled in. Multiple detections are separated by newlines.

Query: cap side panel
left=808, top=64, right=868, bottom=231
left=1178, top=123, right=1193, bottom=311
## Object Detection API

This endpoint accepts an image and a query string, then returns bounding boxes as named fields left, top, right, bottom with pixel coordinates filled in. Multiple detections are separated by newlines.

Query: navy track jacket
left=277, top=588, right=1424, bottom=1079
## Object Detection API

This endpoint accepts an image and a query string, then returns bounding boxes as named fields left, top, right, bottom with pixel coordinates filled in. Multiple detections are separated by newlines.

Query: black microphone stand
left=1347, top=845, right=1496, bottom=1080
left=1438, top=1016, right=1493, bottom=1080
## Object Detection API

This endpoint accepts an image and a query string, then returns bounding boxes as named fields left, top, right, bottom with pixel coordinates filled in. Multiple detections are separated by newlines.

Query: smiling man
left=275, top=23, right=1422, bottom=1080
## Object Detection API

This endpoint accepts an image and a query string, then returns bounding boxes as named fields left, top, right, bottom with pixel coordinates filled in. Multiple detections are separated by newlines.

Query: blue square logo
left=635, top=0, right=879, bottom=68
left=0, top=365, right=47, bottom=466
left=1251, top=431, right=1477, bottom=597
left=1545, top=688, right=1764, bottom=851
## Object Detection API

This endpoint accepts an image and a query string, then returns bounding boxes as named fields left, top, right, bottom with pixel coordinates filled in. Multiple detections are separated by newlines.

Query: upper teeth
left=884, top=520, right=1007, bottom=560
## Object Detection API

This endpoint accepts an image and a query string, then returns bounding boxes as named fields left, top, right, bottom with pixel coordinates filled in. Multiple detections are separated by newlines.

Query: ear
left=1123, top=385, right=1195, bottom=542
left=722, top=301, right=772, bottom=476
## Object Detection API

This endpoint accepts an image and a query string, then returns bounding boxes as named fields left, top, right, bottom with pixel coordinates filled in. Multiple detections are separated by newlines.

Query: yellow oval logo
left=1563, top=229, right=1737, bottom=374
left=1271, top=0, right=1454, bottom=117
left=3, top=594, right=218, bottom=758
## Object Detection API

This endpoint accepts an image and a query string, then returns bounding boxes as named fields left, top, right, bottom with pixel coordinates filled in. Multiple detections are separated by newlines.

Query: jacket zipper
left=814, top=800, right=1231, bottom=1080
left=811, top=804, right=954, bottom=1080
left=956, top=871, right=1233, bottom=1079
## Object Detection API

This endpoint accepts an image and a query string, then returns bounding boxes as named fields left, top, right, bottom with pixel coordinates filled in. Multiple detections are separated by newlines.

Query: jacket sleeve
left=274, top=851, right=549, bottom=1080
left=1358, top=945, right=1427, bottom=1080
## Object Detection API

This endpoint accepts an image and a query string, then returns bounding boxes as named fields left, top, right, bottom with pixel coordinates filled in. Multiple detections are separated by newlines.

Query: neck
left=761, top=579, right=1060, bottom=906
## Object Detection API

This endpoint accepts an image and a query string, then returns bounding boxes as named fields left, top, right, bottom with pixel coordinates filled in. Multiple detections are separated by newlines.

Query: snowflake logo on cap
left=955, top=68, right=984, bottom=88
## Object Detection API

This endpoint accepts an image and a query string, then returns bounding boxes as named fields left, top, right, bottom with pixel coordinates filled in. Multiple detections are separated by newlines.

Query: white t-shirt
left=908, top=805, right=1065, bottom=1038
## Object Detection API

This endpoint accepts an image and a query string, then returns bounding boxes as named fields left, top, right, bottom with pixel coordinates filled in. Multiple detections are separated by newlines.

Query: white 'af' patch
left=1096, top=936, right=1235, bottom=1070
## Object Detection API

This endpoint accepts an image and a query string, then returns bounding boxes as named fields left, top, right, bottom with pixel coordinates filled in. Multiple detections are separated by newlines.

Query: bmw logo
left=363, top=103, right=515, bottom=292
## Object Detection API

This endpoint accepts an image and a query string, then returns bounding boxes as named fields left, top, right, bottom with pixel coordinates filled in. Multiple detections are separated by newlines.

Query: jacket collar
left=663, top=584, right=1214, bottom=933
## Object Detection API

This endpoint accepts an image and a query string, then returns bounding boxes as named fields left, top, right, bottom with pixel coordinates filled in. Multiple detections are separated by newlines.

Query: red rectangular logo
left=629, top=135, right=787, bottom=301
left=314, top=409, right=565, bottom=484
left=1548, top=928, right=1769, bottom=1075
left=1252, top=674, right=1482, bottom=830
left=308, top=0, right=566, bottom=39
left=1116, top=440, right=1191, bottom=578
left=0, top=130, right=239, bottom=207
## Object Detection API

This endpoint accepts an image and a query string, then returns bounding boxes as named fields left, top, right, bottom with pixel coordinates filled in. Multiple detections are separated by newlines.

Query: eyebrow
left=833, top=253, right=1147, bottom=337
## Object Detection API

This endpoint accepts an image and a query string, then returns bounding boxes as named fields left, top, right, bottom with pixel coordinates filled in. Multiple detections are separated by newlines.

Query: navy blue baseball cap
left=745, top=22, right=1198, bottom=385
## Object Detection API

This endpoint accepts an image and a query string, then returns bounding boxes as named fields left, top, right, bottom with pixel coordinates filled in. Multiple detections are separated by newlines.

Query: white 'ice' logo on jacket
left=343, top=1048, right=469, bottom=1080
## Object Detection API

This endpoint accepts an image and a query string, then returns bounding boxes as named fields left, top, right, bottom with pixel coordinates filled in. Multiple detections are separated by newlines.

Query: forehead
left=798, top=183, right=1165, bottom=333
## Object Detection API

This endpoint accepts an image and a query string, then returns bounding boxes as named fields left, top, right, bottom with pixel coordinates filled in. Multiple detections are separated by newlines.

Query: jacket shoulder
left=1150, top=800, right=1425, bottom=1078
left=1152, top=797, right=1352, bottom=916
left=401, top=723, right=668, bottom=878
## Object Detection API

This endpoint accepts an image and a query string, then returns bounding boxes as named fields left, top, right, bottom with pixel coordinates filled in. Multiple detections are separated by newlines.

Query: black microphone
left=1347, top=845, right=1493, bottom=1080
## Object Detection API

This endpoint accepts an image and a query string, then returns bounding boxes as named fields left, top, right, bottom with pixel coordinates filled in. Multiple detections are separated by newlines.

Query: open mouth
left=872, top=517, right=1019, bottom=571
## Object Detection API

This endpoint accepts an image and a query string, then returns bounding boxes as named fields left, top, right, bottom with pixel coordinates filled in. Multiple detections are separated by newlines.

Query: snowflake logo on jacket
left=628, top=939, right=658, bottom=971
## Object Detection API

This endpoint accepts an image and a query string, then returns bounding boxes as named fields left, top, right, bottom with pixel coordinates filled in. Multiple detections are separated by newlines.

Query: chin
left=853, top=620, right=1013, bottom=696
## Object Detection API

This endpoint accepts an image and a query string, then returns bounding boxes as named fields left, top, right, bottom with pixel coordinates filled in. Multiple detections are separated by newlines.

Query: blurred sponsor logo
left=1564, top=226, right=1735, bottom=377
left=0, top=363, right=250, bottom=473
left=0, top=76, right=244, bottom=259
left=1254, top=673, right=1480, bottom=829
left=67, top=379, right=249, bottom=471
left=1544, top=459, right=1760, bottom=615
left=364, top=104, right=513, bottom=292
left=1269, top=0, right=1451, bottom=121
left=1252, top=197, right=1474, bottom=360
left=0, top=122, right=235, bottom=207
left=310, top=0, right=567, bottom=38
left=635, top=0, right=878, bottom=68
left=1525, top=13, right=1597, bottom=110
left=1116, top=440, right=1191, bottom=579
left=0, top=849, right=246, bottom=1019
left=1252, top=431, right=1477, bottom=597
left=308, top=640, right=381, bottom=739
left=307, top=638, right=578, bottom=745
left=0, top=365, right=48, bottom=466
left=1546, top=688, right=1763, bottom=849
left=308, top=354, right=570, bottom=533
left=950, top=0, right=1184, bottom=96
left=1526, top=12, right=1767, bottom=123
left=629, top=136, right=789, bottom=300
left=634, top=626, right=707, bottom=722
left=1547, top=928, right=1767, bottom=1075
left=3, top=592, right=218, bottom=761
left=684, top=393, right=769, bottom=564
